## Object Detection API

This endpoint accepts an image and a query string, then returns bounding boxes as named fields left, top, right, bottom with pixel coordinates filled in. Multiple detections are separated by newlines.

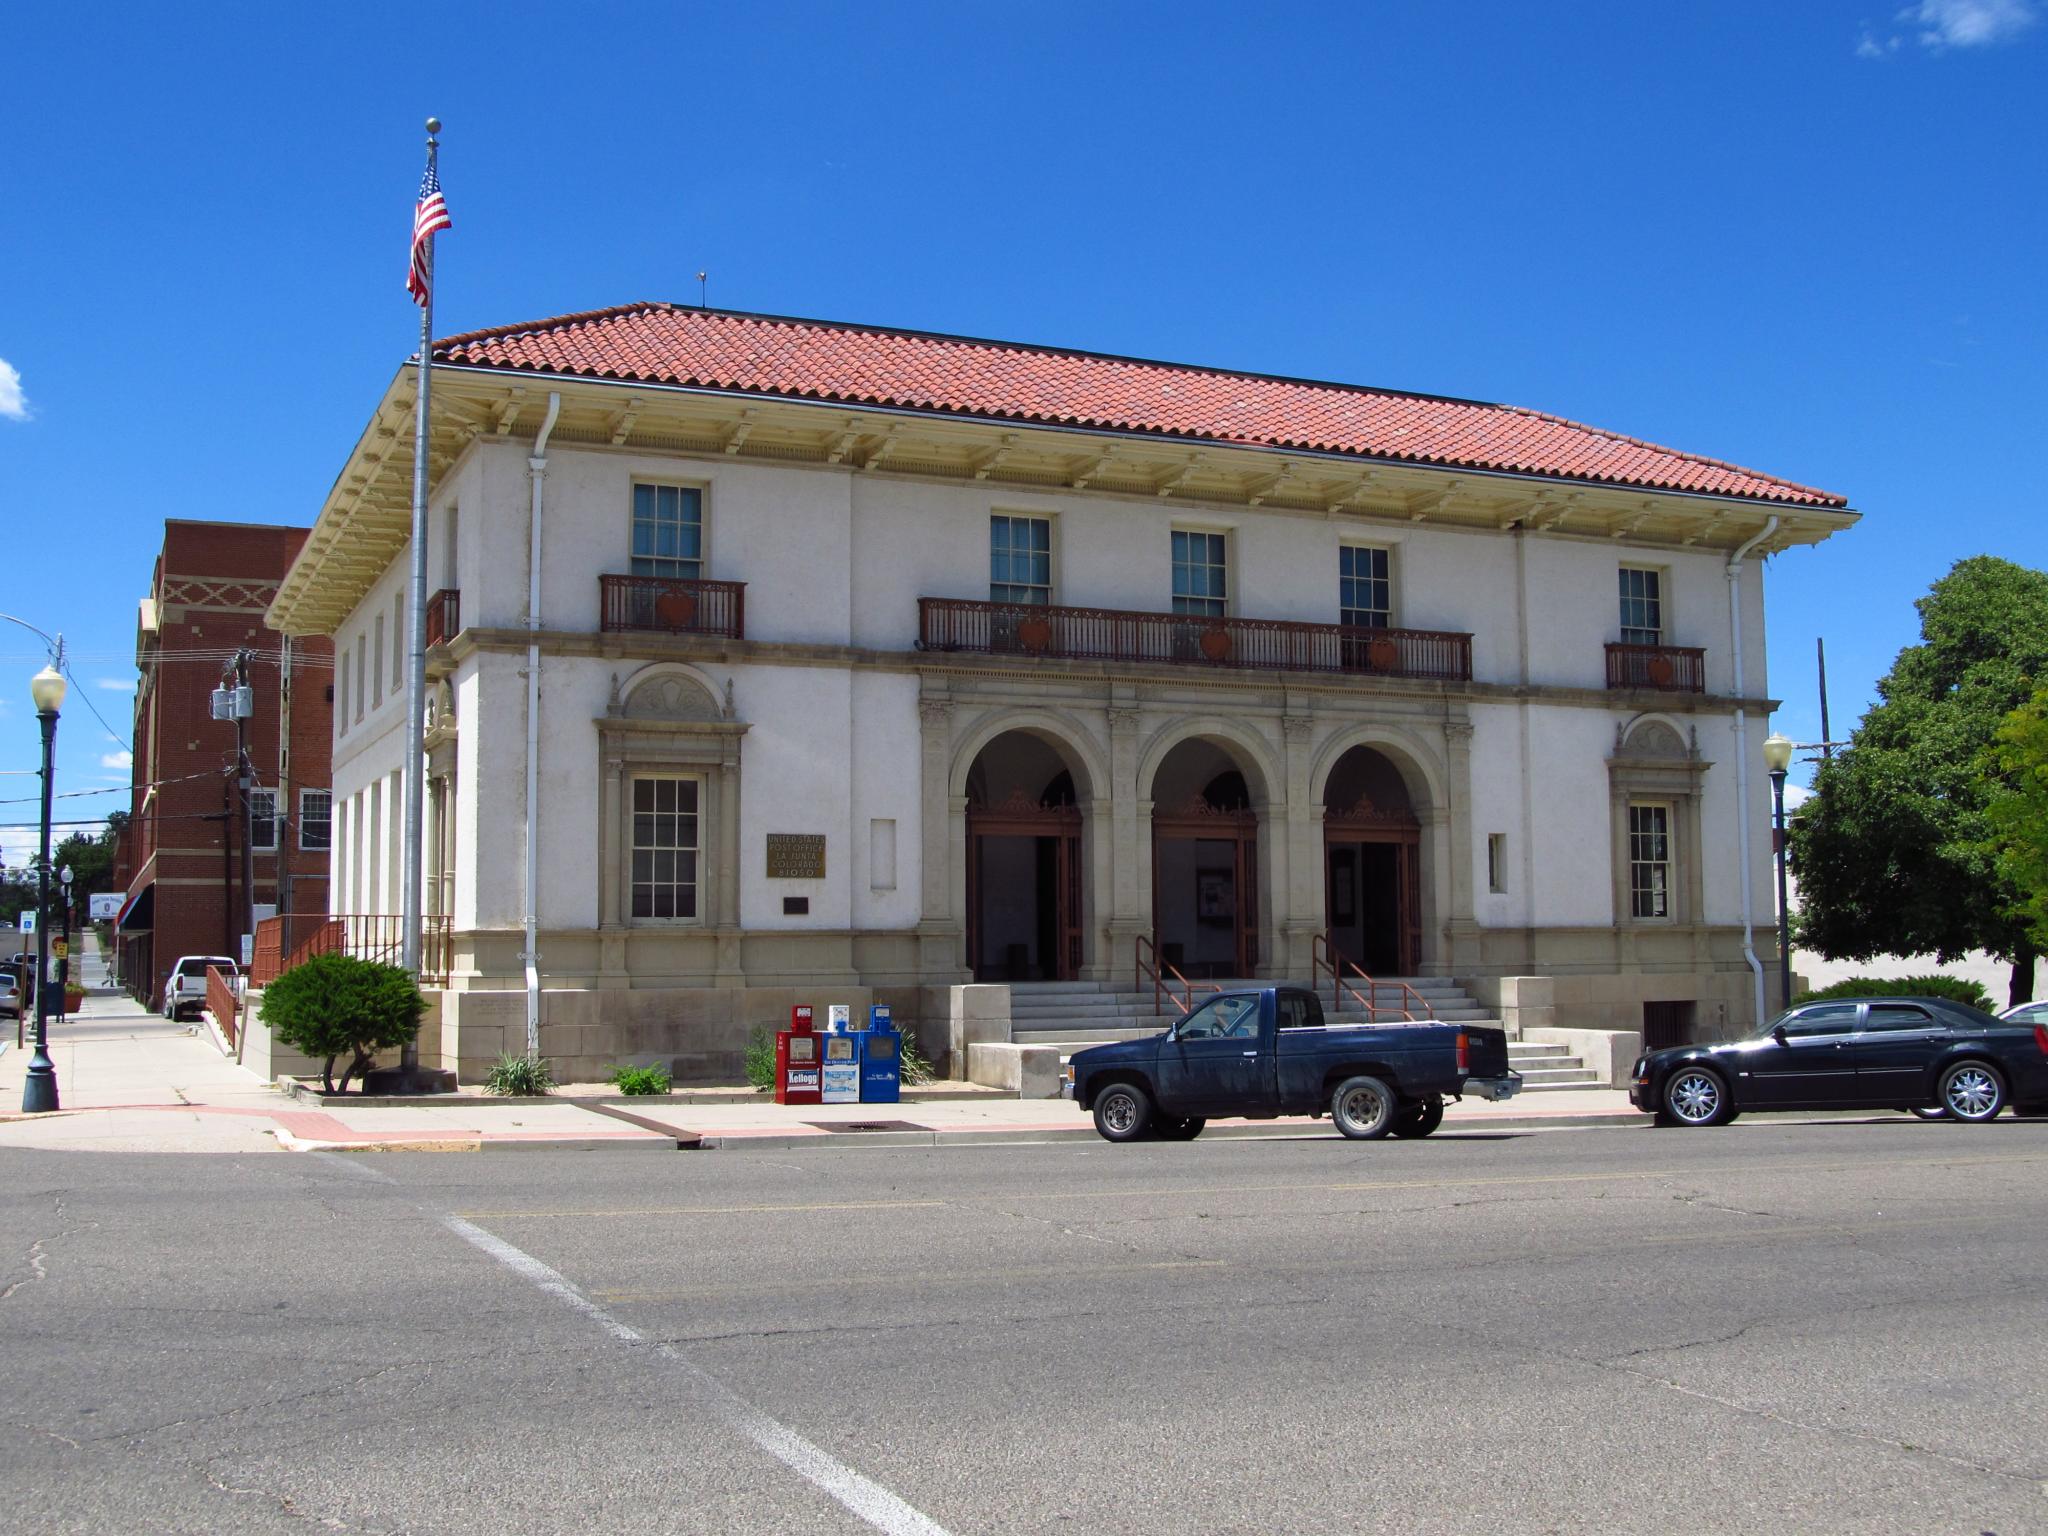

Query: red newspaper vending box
left=775, top=1004, right=822, bottom=1105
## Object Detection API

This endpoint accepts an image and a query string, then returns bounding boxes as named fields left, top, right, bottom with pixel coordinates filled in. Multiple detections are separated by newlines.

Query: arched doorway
left=1323, top=746, right=1421, bottom=976
left=965, top=731, right=1086, bottom=981
left=1151, top=739, right=1260, bottom=979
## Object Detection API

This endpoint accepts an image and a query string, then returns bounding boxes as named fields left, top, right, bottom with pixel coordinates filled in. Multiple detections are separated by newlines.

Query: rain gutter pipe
left=1726, top=515, right=1778, bottom=1032
left=523, top=391, right=561, bottom=1057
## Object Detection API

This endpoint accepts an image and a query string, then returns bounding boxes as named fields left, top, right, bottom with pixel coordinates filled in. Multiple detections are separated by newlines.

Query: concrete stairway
left=1508, top=1038, right=1602, bottom=1091
left=1009, top=976, right=1516, bottom=1061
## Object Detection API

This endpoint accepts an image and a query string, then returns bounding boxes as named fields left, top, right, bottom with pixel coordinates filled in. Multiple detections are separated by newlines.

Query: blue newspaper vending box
left=858, top=1004, right=901, bottom=1103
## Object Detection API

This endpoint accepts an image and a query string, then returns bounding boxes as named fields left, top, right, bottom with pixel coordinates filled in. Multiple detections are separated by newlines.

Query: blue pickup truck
left=1062, top=986, right=1519, bottom=1142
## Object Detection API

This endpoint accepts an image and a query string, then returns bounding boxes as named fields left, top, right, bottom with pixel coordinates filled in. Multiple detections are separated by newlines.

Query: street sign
left=18, top=911, right=34, bottom=936
left=88, top=893, right=122, bottom=921
left=52, top=938, right=67, bottom=959
left=239, top=933, right=254, bottom=967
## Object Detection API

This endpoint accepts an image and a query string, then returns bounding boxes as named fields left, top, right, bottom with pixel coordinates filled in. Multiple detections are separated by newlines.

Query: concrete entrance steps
left=1509, top=1039, right=1602, bottom=1091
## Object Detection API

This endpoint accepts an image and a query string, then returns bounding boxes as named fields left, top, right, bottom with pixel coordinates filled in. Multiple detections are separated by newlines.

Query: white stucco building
left=269, top=304, right=1856, bottom=1080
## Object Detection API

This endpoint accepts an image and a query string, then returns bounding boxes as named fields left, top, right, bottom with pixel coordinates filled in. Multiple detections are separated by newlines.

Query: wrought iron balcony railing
left=599, top=574, right=746, bottom=639
left=1605, top=642, right=1706, bottom=693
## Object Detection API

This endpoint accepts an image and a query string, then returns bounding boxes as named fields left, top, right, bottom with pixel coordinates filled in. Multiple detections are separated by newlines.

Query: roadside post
left=858, top=1003, right=901, bottom=1104
left=821, top=1004, right=860, bottom=1104
left=775, top=1004, right=822, bottom=1105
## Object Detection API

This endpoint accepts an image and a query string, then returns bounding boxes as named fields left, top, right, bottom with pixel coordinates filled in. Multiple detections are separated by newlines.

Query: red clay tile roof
left=433, top=304, right=1847, bottom=509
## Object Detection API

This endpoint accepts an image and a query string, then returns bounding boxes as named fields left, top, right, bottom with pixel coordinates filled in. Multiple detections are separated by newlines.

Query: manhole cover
left=805, top=1120, right=920, bottom=1134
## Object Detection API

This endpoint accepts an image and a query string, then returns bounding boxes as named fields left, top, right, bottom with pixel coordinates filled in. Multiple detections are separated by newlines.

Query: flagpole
left=399, top=115, right=440, bottom=1083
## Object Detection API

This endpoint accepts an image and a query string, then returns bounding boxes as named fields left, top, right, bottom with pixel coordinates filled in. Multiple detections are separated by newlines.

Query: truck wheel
left=1330, top=1075, right=1396, bottom=1140
left=1155, top=1116, right=1206, bottom=1141
left=1092, top=1082, right=1153, bottom=1143
left=1389, top=1095, right=1445, bottom=1139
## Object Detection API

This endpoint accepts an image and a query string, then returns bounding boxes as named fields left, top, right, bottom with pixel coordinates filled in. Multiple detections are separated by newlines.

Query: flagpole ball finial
left=426, top=116, right=442, bottom=136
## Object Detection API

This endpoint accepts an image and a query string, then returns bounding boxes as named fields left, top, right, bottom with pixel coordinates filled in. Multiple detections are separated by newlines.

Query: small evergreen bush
left=743, top=1026, right=776, bottom=1091
left=1793, top=975, right=1994, bottom=1013
left=258, top=951, right=425, bottom=1094
left=609, top=1062, right=672, bottom=1096
left=484, top=1052, right=556, bottom=1096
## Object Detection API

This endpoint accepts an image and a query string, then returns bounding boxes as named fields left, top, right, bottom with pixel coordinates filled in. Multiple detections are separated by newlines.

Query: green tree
left=1788, top=556, right=2048, bottom=1007
left=258, top=951, right=426, bottom=1093
left=1987, top=684, right=2048, bottom=959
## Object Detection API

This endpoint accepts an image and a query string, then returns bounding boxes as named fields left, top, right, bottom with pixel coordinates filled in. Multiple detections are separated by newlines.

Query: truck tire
left=1155, top=1116, right=1206, bottom=1141
left=1389, top=1095, right=1445, bottom=1139
left=1092, top=1082, right=1153, bottom=1142
left=1330, top=1075, right=1396, bottom=1140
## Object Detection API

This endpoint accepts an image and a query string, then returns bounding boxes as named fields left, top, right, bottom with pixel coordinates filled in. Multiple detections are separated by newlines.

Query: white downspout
left=1726, top=515, right=1779, bottom=1032
left=523, top=391, right=561, bottom=1057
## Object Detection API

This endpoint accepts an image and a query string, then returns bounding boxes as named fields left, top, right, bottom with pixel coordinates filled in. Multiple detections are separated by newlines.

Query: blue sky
left=2, top=0, right=2042, bottom=868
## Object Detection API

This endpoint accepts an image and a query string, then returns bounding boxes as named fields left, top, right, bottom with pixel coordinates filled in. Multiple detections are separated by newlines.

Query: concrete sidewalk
left=0, top=992, right=673, bottom=1154
left=0, top=990, right=1651, bottom=1153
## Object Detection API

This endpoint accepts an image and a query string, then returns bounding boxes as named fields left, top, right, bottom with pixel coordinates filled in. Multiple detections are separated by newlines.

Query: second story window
left=300, top=789, right=333, bottom=852
left=632, top=484, right=704, bottom=581
left=1620, top=567, right=1663, bottom=645
left=250, top=788, right=278, bottom=852
left=337, top=652, right=350, bottom=738
left=1340, top=546, right=1391, bottom=628
left=1172, top=529, right=1228, bottom=617
left=989, top=515, right=1051, bottom=605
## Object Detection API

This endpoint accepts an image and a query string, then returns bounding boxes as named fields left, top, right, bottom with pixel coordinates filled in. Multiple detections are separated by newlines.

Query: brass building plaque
left=765, top=833, right=827, bottom=879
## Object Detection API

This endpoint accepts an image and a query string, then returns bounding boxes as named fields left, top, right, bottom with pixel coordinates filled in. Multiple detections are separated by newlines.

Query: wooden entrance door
left=967, top=789, right=1083, bottom=981
left=1324, top=793, right=1421, bottom=976
left=1152, top=796, right=1259, bottom=978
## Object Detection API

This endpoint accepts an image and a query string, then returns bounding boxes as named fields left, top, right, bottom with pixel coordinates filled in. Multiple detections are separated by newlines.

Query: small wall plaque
left=766, top=833, right=827, bottom=879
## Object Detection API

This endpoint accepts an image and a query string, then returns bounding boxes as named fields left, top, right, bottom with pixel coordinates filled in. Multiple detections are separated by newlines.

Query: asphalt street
left=3, top=1119, right=2045, bottom=1534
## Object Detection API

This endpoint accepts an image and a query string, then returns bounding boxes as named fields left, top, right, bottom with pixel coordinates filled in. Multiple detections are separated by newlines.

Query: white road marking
left=440, top=1214, right=955, bottom=1536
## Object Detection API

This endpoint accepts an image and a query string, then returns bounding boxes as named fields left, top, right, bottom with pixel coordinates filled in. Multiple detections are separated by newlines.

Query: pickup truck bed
left=1064, top=986, right=1518, bottom=1143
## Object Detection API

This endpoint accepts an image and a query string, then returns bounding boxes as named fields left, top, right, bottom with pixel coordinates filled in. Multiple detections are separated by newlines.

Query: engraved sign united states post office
left=765, top=833, right=827, bottom=879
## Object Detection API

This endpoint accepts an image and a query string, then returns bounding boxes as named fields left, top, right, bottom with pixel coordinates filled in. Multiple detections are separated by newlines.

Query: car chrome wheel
left=1101, top=1092, right=1139, bottom=1135
left=1666, top=1068, right=1723, bottom=1126
left=1941, top=1063, right=2003, bottom=1122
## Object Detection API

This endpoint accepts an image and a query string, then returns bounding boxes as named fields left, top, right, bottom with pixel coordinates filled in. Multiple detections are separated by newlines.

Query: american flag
left=407, top=161, right=452, bottom=307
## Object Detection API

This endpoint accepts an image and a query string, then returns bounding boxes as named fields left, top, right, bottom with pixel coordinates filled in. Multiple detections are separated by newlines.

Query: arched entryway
left=1323, top=745, right=1421, bottom=976
left=965, top=730, right=1088, bottom=981
left=1150, top=738, right=1263, bottom=979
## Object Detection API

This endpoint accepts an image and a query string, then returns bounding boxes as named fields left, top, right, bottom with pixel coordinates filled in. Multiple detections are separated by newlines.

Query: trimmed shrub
left=609, top=1062, right=672, bottom=1096
left=743, top=1026, right=775, bottom=1091
left=1793, top=975, right=1994, bottom=1013
left=259, top=951, right=425, bottom=1094
left=484, top=1052, right=555, bottom=1096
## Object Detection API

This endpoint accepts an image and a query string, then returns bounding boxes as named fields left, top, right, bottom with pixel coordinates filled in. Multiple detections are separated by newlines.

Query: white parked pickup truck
left=163, top=955, right=238, bottom=1021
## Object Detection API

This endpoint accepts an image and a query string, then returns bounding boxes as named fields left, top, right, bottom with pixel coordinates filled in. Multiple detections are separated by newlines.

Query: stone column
left=915, top=693, right=965, bottom=977
left=1441, top=717, right=1480, bottom=974
left=1101, top=702, right=1147, bottom=977
left=1278, top=711, right=1321, bottom=980
left=597, top=752, right=628, bottom=988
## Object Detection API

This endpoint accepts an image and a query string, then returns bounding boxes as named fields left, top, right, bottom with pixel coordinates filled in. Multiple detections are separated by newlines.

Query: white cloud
left=101, top=750, right=131, bottom=771
left=1783, top=782, right=1814, bottom=811
left=1864, top=1, right=2038, bottom=54
left=96, top=677, right=137, bottom=693
left=0, top=357, right=26, bottom=422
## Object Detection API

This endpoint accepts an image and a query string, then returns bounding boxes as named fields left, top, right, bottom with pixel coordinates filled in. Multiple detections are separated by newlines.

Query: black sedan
left=1630, top=996, right=2048, bottom=1127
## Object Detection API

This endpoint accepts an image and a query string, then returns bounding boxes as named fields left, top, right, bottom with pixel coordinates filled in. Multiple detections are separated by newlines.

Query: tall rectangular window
left=989, top=515, right=1051, bottom=605
left=1171, top=530, right=1228, bottom=616
left=1620, top=567, right=1663, bottom=645
left=630, top=484, right=704, bottom=580
left=1340, top=545, right=1392, bottom=628
left=249, top=788, right=277, bottom=851
left=392, top=592, right=404, bottom=691
left=337, top=652, right=350, bottom=737
left=300, top=789, right=332, bottom=851
left=1629, top=803, right=1671, bottom=919
left=1487, top=832, right=1507, bottom=894
left=354, top=634, right=366, bottom=722
left=372, top=614, right=385, bottom=708
left=631, top=776, right=700, bottom=920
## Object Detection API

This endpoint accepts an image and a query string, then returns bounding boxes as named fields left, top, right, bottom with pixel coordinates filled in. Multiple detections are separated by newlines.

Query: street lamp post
left=23, top=662, right=66, bottom=1113
left=1762, top=732, right=1795, bottom=1015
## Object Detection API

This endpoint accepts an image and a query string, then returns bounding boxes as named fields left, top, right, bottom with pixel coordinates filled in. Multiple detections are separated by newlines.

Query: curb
left=272, top=1127, right=682, bottom=1154
left=687, top=1109, right=1651, bottom=1152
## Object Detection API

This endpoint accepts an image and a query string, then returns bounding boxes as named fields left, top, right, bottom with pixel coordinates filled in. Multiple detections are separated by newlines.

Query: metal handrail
left=1135, top=933, right=1220, bottom=1018
left=1312, top=932, right=1427, bottom=1021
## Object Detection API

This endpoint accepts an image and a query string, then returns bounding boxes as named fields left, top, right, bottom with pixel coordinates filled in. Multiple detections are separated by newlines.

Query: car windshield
left=178, top=958, right=235, bottom=976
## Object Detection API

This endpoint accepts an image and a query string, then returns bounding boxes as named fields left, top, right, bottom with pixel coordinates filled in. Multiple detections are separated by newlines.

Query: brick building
left=113, top=521, right=333, bottom=1007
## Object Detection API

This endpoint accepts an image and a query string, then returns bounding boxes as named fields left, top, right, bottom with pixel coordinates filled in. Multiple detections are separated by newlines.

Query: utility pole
left=213, top=655, right=256, bottom=969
